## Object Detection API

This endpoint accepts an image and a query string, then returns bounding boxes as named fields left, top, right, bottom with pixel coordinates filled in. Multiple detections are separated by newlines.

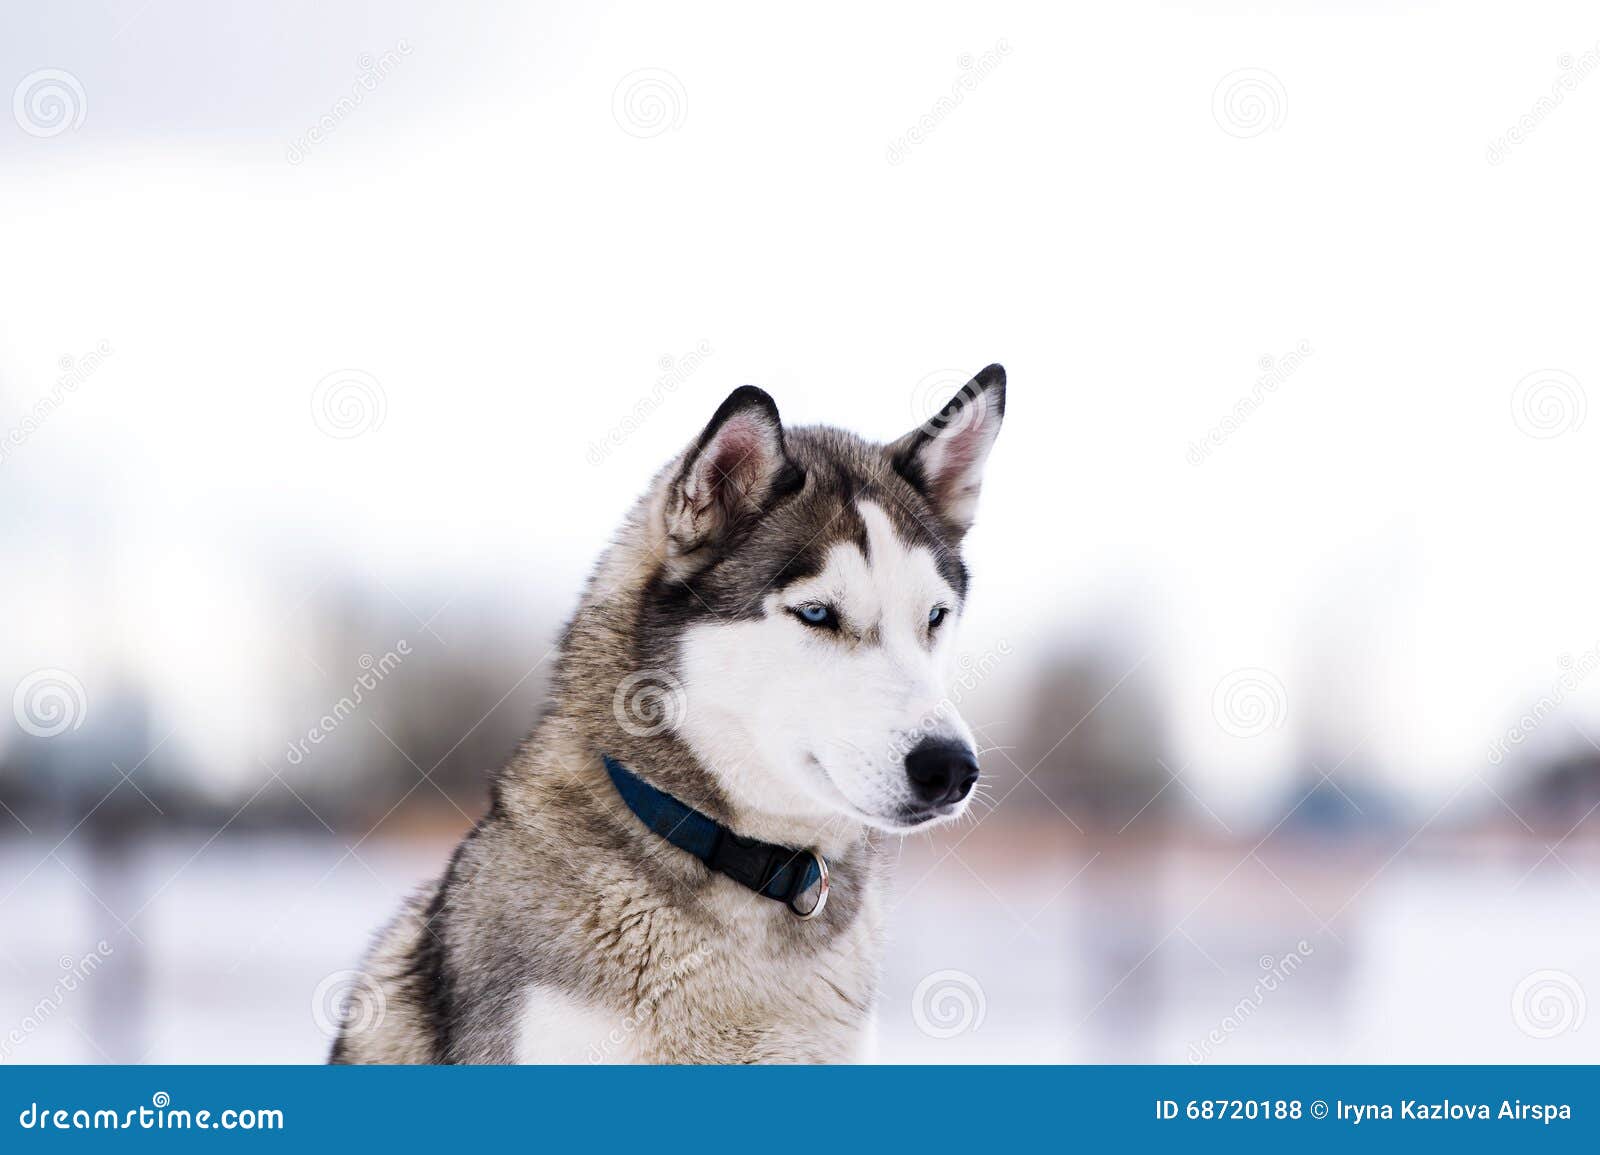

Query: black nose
left=904, top=738, right=980, bottom=807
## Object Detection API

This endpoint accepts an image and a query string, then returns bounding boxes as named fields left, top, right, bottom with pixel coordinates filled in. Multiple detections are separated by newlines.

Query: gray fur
left=331, top=366, right=1004, bottom=1064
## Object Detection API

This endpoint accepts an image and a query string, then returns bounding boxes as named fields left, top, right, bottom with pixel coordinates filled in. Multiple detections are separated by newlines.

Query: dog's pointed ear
left=664, top=385, right=803, bottom=561
left=888, top=363, right=1006, bottom=536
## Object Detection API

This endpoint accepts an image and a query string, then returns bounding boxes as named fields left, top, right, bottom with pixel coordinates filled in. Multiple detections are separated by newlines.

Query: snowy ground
left=1, top=824, right=1595, bottom=1064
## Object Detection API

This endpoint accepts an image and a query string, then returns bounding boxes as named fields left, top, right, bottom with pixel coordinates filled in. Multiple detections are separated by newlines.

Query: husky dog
left=331, top=364, right=1006, bottom=1064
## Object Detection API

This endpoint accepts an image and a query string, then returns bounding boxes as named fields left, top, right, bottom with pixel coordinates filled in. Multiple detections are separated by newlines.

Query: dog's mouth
left=851, top=802, right=967, bottom=834
left=806, top=752, right=971, bottom=833
left=891, top=800, right=968, bottom=830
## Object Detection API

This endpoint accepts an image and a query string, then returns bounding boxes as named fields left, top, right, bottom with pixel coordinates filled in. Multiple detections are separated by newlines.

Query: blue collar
left=602, top=755, right=830, bottom=919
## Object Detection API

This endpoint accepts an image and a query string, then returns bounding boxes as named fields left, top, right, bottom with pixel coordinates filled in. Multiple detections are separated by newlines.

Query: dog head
left=640, top=366, right=1005, bottom=833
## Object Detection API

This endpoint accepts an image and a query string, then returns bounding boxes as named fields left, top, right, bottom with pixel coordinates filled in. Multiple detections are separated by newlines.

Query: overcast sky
left=4, top=1, right=1600, bottom=811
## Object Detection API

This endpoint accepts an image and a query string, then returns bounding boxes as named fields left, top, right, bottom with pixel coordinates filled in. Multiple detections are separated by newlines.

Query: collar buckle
left=788, top=851, right=830, bottom=920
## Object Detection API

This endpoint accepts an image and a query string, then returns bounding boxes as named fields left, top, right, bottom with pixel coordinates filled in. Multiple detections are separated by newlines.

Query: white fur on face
left=676, top=501, right=975, bottom=833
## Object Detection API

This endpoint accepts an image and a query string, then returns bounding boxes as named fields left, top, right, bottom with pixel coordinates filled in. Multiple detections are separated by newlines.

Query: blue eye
left=793, top=603, right=839, bottom=630
left=928, top=606, right=949, bottom=628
